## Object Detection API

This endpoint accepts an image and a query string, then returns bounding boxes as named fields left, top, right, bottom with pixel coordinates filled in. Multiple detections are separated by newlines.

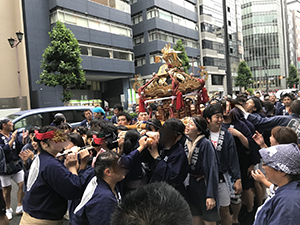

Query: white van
left=6, top=106, right=93, bottom=131
left=275, top=89, right=298, bottom=99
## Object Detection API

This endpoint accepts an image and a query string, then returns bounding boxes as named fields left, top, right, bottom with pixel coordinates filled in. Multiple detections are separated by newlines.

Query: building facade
left=130, top=0, right=200, bottom=83
left=287, top=0, right=300, bottom=71
left=197, top=0, right=243, bottom=95
left=22, top=0, right=134, bottom=108
left=241, top=0, right=288, bottom=91
left=0, top=0, right=31, bottom=110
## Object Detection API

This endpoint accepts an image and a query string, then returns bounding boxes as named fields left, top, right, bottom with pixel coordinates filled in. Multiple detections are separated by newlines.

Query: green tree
left=235, top=61, right=254, bottom=90
left=287, top=64, right=300, bottom=88
left=38, top=21, right=85, bottom=104
left=173, top=39, right=190, bottom=73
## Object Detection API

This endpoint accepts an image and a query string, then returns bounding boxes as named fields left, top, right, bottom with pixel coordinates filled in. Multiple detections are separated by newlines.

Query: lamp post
left=8, top=31, right=23, bottom=110
left=265, top=72, right=269, bottom=94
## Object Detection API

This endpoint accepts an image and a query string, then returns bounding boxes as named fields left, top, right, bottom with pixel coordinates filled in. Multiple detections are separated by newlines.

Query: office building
left=241, top=0, right=289, bottom=91
left=22, top=0, right=134, bottom=108
left=287, top=0, right=300, bottom=70
left=197, top=0, right=243, bottom=95
left=130, top=0, right=200, bottom=84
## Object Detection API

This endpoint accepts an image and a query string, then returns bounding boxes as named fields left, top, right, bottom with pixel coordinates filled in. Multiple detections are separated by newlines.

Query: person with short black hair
left=117, top=112, right=132, bottom=126
left=67, top=133, right=85, bottom=149
left=203, top=104, right=242, bottom=225
left=111, top=104, right=123, bottom=124
left=146, top=119, right=162, bottom=131
left=255, top=91, right=261, bottom=99
left=131, top=105, right=139, bottom=124
left=290, top=99, right=300, bottom=116
left=58, top=122, right=72, bottom=135
left=276, top=93, right=294, bottom=116
left=118, top=130, right=149, bottom=195
left=245, top=97, right=265, bottom=117
left=263, top=101, right=276, bottom=117
left=116, top=125, right=129, bottom=133
left=80, top=109, right=93, bottom=129
left=50, top=113, right=66, bottom=127
left=73, top=151, right=124, bottom=225
left=147, top=118, right=189, bottom=198
left=110, top=182, right=193, bottom=225
left=90, top=122, right=119, bottom=164
left=0, top=118, right=29, bottom=220
left=137, top=111, right=149, bottom=122
left=72, top=126, right=88, bottom=145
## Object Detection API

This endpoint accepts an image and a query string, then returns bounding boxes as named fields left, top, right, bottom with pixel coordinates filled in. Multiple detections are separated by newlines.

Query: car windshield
left=6, top=114, right=20, bottom=121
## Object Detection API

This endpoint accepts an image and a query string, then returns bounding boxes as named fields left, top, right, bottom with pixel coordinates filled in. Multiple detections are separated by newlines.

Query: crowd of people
left=0, top=91, right=300, bottom=225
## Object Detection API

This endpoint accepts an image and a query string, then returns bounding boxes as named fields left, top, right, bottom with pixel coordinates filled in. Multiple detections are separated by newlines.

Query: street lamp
left=7, top=31, right=23, bottom=109
left=265, top=72, right=268, bottom=93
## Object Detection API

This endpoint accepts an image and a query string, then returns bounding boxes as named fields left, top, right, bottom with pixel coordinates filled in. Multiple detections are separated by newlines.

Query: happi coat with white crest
left=23, top=150, right=82, bottom=220
left=184, top=135, right=219, bottom=211
left=73, top=176, right=121, bottom=225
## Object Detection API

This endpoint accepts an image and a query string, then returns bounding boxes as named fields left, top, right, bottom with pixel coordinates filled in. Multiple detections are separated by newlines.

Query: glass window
left=185, top=1, right=195, bottom=12
left=80, top=46, right=89, bottom=55
left=89, top=20, right=100, bottom=30
left=113, top=51, right=128, bottom=60
left=186, top=20, right=196, bottom=30
left=51, top=9, right=132, bottom=37
left=92, top=48, right=110, bottom=58
left=77, top=17, right=88, bottom=27
left=50, top=12, right=58, bottom=24
left=133, top=35, right=144, bottom=46
left=159, top=10, right=172, bottom=22
left=212, top=75, right=223, bottom=85
left=100, top=22, right=110, bottom=32
left=65, top=14, right=76, bottom=24
left=14, top=114, right=43, bottom=130
left=135, top=57, right=146, bottom=67
left=111, top=25, right=127, bottom=36
left=132, top=13, right=143, bottom=25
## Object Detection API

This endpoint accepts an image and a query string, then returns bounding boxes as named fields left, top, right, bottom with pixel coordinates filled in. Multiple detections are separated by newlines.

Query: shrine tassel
left=202, top=87, right=209, bottom=104
left=176, top=92, right=183, bottom=110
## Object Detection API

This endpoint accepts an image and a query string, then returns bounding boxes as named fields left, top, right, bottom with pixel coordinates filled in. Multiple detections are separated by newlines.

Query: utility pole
left=223, top=0, right=232, bottom=95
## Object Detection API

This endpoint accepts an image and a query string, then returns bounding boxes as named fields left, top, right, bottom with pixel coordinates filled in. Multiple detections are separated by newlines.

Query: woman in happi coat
left=184, top=116, right=220, bottom=225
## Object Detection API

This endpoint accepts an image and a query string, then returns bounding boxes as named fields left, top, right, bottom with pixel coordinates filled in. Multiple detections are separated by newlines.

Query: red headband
left=34, top=130, right=67, bottom=143
left=92, top=135, right=106, bottom=146
left=34, top=130, right=55, bottom=140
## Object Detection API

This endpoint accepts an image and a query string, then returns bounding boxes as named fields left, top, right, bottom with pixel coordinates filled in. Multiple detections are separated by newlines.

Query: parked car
left=6, top=106, right=94, bottom=131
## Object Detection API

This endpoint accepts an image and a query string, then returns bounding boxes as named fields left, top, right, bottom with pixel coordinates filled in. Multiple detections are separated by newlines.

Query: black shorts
left=190, top=204, right=220, bottom=221
left=0, top=189, right=6, bottom=216
left=240, top=155, right=254, bottom=190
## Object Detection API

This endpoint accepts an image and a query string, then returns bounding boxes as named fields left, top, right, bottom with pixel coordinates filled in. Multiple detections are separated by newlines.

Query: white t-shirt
left=210, top=131, right=219, bottom=149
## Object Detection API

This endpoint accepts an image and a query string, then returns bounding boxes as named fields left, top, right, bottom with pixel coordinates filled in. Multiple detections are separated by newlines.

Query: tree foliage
left=235, top=61, right=254, bottom=90
left=38, top=21, right=85, bottom=103
left=173, top=39, right=190, bottom=73
left=287, top=64, right=299, bottom=88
